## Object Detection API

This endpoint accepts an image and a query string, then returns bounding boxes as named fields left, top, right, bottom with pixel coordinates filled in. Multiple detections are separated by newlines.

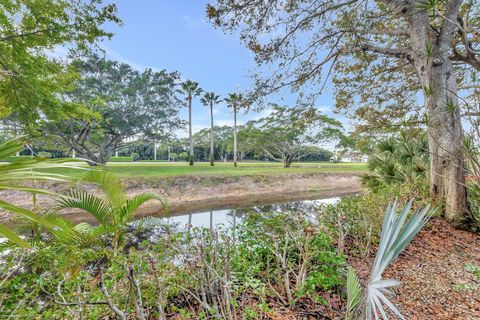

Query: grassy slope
left=41, top=161, right=367, bottom=178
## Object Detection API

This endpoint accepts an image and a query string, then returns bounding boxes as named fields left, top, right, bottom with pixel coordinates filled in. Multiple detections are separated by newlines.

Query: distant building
left=332, top=152, right=368, bottom=163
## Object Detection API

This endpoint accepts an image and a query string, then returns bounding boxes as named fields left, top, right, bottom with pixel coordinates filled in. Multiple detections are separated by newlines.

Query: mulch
left=352, top=218, right=480, bottom=320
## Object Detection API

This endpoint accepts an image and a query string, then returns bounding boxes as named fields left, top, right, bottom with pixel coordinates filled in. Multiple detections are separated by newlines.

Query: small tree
left=178, top=151, right=189, bottom=162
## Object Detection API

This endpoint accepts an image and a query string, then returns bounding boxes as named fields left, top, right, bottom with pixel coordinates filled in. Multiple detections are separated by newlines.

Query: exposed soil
left=350, top=218, right=480, bottom=320
left=0, top=172, right=362, bottom=225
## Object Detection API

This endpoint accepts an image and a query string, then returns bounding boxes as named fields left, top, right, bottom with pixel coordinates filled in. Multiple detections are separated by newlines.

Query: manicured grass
left=39, top=161, right=367, bottom=178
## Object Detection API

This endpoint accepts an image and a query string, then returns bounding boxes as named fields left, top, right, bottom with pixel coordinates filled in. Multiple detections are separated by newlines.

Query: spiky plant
left=57, top=171, right=163, bottom=256
left=362, top=132, right=429, bottom=189
left=0, top=137, right=86, bottom=248
left=346, top=201, right=432, bottom=319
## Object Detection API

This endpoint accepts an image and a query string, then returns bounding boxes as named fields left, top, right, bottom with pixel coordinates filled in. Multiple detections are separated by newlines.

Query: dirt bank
left=0, top=172, right=362, bottom=224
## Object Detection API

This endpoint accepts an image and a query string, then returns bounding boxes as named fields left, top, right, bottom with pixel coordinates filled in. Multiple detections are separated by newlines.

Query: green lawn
left=41, top=161, right=367, bottom=178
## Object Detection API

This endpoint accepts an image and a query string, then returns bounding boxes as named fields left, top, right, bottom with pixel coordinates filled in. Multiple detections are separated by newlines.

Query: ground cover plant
left=0, top=147, right=433, bottom=319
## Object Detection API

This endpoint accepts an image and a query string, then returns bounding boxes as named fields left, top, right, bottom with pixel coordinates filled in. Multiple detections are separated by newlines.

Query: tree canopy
left=0, top=0, right=120, bottom=126
left=207, top=0, right=479, bottom=226
left=40, top=55, right=183, bottom=164
left=247, top=105, right=343, bottom=167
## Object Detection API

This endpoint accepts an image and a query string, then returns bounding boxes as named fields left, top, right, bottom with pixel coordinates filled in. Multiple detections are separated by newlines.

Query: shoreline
left=1, top=172, right=363, bottom=225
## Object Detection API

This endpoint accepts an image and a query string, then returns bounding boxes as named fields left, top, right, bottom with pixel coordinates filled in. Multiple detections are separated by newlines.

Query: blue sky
left=97, top=0, right=346, bottom=144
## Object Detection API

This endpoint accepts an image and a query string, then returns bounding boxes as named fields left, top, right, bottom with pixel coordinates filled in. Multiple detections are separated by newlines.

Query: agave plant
left=57, top=171, right=164, bottom=257
left=0, top=137, right=86, bottom=248
left=346, top=200, right=432, bottom=320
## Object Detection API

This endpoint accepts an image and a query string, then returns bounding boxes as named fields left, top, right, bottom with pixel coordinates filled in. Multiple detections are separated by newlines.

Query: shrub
left=130, top=152, right=140, bottom=161
left=317, top=182, right=430, bottom=256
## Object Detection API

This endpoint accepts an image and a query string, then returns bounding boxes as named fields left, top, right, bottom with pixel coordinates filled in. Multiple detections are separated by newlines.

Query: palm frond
left=43, top=214, right=98, bottom=246
left=0, top=137, right=25, bottom=160
left=363, top=201, right=432, bottom=319
left=346, top=267, right=362, bottom=320
left=0, top=199, right=58, bottom=230
left=82, top=171, right=126, bottom=211
left=58, top=189, right=112, bottom=226
left=119, top=192, right=163, bottom=223
left=0, top=223, right=31, bottom=248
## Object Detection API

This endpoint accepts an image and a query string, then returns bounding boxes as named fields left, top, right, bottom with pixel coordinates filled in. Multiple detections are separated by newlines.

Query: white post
left=168, top=145, right=171, bottom=162
left=72, top=149, right=76, bottom=159
left=115, top=150, right=118, bottom=157
left=154, top=141, right=157, bottom=161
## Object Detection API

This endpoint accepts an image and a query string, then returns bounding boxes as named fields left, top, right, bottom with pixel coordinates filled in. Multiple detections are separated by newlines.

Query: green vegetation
left=38, top=161, right=367, bottom=178
left=56, top=171, right=163, bottom=257
left=1, top=0, right=480, bottom=318
left=109, top=156, right=134, bottom=162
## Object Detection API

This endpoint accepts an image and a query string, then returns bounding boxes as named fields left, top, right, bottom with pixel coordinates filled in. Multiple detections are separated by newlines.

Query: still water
left=165, top=197, right=340, bottom=230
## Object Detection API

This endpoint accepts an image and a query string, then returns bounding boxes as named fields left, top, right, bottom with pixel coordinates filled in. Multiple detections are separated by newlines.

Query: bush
left=0, top=209, right=346, bottom=318
left=108, top=156, right=134, bottom=162
left=317, top=182, right=430, bottom=256
left=130, top=152, right=140, bottom=161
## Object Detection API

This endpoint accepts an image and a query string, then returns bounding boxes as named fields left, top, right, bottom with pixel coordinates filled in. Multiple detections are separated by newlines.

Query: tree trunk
left=399, top=2, right=470, bottom=228
left=423, top=56, right=469, bottom=227
left=188, top=96, right=194, bottom=166
left=233, top=105, right=238, bottom=167
left=210, top=102, right=215, bottom=166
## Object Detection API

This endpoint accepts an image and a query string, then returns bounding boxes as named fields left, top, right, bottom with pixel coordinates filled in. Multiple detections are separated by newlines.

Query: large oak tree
left=41, top=55, right=183, bottom=164
left=0, top=0, right=120, bottom=126
left=207, top=0, right=480, bottom=227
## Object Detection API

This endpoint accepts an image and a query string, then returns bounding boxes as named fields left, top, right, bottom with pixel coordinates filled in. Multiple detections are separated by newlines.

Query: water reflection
left=167, top=197, right=340, bottom=230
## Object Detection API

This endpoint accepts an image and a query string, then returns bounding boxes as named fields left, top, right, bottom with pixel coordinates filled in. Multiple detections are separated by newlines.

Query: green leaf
left=0, top=224, right=31, bottom=248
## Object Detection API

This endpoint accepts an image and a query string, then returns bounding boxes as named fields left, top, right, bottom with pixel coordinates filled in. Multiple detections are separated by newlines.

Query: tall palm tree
left=200, top=92, right=221, bottom=166
left=180, top=80, right=202, bottom=166
left=225, top=93, right=246, bottom=167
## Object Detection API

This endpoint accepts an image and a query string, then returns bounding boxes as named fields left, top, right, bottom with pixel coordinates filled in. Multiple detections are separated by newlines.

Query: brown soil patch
left=351, top=218, right=480, bottom=320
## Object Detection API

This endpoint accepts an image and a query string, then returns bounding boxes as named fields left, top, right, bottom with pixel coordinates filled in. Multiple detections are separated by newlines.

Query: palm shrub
left=0, top=137, right=85, bottom=248
left=346, top=200, right=432, bottom=320
left=362, top=131, right=429, bottom=189
left=57, top=171, right=163, bottom=256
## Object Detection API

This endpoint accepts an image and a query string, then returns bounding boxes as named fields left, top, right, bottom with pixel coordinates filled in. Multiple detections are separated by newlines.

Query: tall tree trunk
left=233, top=105, right=238, bottom=167
left=188, top=96, right=194, bottom=166
left=210, top=102, right=215, bottom=166
left=392, top=0, right=471, bottom=228
left=423, top=56, right=469, bottom=227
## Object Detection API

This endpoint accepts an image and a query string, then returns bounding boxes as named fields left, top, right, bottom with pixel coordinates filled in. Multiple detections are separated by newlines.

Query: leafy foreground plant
left=346, top=201, right=432, bottom=320
left=56, top=171, right=164, bottom=256
left=0, top=137, right=85, bottom=248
